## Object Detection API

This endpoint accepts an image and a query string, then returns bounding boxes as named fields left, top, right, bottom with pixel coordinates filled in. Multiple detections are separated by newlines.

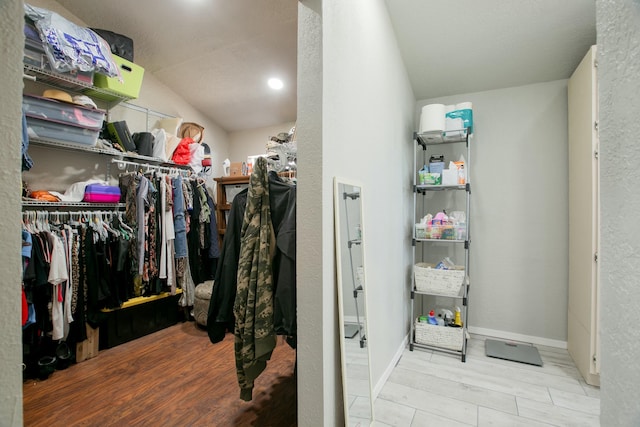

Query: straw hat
left=42, top=89, right=98, bottom=109
left=42, top=89, right=74, bottom=104
left=178, top=122, right=204, bottom=144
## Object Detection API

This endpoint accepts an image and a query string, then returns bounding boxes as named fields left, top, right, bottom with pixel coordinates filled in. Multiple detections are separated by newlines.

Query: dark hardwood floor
left=23, top=321, right=297, bottom=427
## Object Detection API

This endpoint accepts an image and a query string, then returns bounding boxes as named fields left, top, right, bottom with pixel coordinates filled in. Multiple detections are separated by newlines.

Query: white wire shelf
left=22, top=200, right=125, bottom=209
left=28, top=137, right=191, bottom=169
left=414, top=128, right=470, bottom=146
left=23, top=64, right=132, bottom=102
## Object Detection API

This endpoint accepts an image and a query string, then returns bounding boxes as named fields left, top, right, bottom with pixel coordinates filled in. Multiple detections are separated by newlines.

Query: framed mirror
left=334, top=178, right=374, bottom=426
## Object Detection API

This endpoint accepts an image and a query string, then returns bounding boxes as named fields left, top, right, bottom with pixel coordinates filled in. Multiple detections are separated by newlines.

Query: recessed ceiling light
left=268, top=78, right=284, bottom=90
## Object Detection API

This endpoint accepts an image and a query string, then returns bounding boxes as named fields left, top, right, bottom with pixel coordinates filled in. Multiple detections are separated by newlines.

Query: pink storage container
left=83, top=184, right=121, bottom=203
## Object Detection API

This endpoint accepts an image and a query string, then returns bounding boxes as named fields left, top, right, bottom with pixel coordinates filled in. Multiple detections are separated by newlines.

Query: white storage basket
left=414, top=319, right=464, bottom=351
left=414, top=263, right=465, bottom=296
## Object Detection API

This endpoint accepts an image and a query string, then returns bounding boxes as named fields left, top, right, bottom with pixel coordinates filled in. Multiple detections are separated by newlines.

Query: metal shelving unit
left=410, top=128, right=472, bottom=362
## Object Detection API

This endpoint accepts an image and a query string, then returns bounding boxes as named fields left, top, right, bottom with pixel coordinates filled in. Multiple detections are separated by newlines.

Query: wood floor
left=23, top=322, right=297, bottom=427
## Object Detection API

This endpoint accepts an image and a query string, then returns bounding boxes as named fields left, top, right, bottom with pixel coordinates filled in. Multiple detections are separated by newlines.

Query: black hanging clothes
left=207, top=190, right=247, bottom=343
left=206, top=173, right=297, bottom=346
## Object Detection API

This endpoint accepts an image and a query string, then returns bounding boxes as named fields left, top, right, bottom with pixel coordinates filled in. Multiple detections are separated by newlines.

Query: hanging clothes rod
left=21, top=210, right=128, bottom=231
left=119, top=102, right=174, bottom=119
left=22, top=210, right=124, bottom=219
left=111, top=159, right=192, bottom=177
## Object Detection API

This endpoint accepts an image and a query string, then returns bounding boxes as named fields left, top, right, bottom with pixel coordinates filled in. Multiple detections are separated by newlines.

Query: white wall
left=110, top=73, right=230, bottom=185
left=325, top=0, right=415, bottom=419
left=228, top=121, right=296, bottom=164
left=0, top=0, right=26, bottom=423
left=597, top=1, right=640, bottom=424
left=417, top=80, right=570, bottom=344
left=298, top=0, right=415, bottom=424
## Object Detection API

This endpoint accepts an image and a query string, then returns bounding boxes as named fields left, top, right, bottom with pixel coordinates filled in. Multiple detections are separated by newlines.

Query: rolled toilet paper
left=455, top=102, right=474, bottom=133
left=445, top=103, right=461, bottom=132
left=419, top=103, right=446, bottom=134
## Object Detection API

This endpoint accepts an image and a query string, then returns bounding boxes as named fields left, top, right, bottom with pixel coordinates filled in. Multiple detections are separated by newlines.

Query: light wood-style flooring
left=371, top=335, right=601, bottom=426
left=22, top=322, right=297, bottom=427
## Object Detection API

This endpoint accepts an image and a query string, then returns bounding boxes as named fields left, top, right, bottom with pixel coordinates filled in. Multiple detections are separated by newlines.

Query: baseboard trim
left=343, top=315, right=360, bottom=325
left=372, top=334, right=408, bottom=399
left=468, top=326, right=567, bottom=349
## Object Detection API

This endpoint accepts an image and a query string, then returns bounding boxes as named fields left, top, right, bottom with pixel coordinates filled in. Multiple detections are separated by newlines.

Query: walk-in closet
left=2, top=1, right=639, bottom=426
left=16, top=1, right=299, bottom=425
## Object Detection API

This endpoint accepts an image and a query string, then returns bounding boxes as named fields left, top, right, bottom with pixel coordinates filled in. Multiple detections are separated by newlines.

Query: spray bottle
left=427, top=310, right=438, bottom=325
left=454, top=306, right=463, bottom=327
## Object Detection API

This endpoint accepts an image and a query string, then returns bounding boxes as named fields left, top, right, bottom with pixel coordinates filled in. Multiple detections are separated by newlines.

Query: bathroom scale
left=485, top=339, right=543, bottom=366
left=344, top=324, right=360, bottom=339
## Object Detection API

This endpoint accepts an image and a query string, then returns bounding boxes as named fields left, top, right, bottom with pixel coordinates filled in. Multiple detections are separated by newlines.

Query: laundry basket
left=414, top=263, right=465, bottom=297
left=414, top=319, right=464, bottom=351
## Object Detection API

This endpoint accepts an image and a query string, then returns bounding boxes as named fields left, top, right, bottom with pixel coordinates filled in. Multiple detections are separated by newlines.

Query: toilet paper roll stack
left=454, top=102, right=473, bottom=133
left=419, top=104, right=446, bottom=134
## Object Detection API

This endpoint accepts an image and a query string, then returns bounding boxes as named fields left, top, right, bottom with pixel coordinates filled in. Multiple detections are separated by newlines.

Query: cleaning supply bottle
left=419, top=164, right=429, bottom=185
left=454, top=306, right=463, bottom=327
left=427, top=310, right=438, bottom=325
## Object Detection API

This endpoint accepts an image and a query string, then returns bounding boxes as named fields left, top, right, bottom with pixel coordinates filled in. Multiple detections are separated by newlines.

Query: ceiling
left=56, top=0, right=298, bottom=133
left=55, top=0, right=595, bottom=133
left=385, top=0, right=596, bottom=100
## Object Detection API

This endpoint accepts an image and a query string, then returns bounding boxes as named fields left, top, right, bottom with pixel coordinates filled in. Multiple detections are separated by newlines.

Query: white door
left=567, top=45, right=600, bottom=386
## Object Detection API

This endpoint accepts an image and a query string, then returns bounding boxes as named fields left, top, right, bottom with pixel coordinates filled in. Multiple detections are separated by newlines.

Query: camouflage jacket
left=233, top=156, right=277, bottom=401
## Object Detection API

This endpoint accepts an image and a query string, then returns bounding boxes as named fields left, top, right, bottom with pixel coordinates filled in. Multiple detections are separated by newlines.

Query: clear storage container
left=23, top=94, right=105, bottom=131
left=26, top=116, right=100, bottom=147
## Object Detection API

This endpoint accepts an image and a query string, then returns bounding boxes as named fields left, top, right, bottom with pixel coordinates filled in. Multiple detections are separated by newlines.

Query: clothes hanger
left=33, top=211, right=42, bottom=233
left=22, top=212, right=33, bottom=233
left=102, top=217, right=119, bottom=238
left=27, top=211, right=37, bottom=233
left=91, top=212, right=109, bottom=242
left=68, top=212, right=81, bottom=227
left=116, top=211, right=134, bottom=237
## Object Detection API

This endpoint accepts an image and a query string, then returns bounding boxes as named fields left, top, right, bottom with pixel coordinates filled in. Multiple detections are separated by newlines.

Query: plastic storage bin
left=23, top=40, right=46, bottom=68
left=23, top=95, right=106, bottom=131
left=25, top=116, right=100, bottom=147
left=89, top=55, right=145, bottom=101
left=83, top=184, right=121, bottom=203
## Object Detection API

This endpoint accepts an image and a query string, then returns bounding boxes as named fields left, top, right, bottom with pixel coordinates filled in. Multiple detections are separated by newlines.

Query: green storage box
left=87, top=55, right=144, bottom=101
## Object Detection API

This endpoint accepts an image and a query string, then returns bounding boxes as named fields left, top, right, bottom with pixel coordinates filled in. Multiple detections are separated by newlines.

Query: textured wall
left=296, top=1, right=327, bottom=425
left=0, top=0, right=25, bottom=424
left=597, top=0, right=640, bottom=424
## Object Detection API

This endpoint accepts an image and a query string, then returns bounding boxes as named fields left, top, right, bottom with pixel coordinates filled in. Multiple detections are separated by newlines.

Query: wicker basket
left=414, top=319, right=464, bottom=351
left=414, top=263, right=465, bottom=296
